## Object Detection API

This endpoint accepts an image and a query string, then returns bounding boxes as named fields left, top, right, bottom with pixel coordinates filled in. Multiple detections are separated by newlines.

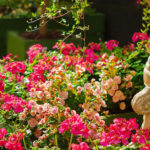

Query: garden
left=0, top=0, right=150, bottom=150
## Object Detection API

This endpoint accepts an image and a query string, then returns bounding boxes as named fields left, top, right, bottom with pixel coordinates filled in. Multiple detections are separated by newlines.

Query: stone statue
left=132, top=56, right=150, bottom=129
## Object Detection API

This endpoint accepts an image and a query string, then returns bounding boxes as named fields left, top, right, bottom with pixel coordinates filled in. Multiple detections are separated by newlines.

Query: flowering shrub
left=132, top=32, right=149, bottom=43
left=0, top=128, right=24, bottom=150
left=0, top=40, right=146, bottom=149
left=99, top=119, right=150, bottom=150
left=105, top=40, right=119, bottom=51
left=100, top=118, right=139, bottom=146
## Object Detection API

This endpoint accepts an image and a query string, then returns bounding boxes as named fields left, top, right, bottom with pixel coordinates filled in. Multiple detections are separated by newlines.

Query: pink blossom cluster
left=132, top=32, right=149, bottom=42
left=20, top=100, right=59, bottom=129
left=84, top=48, right=99, bottom=63
left=26, top=54, right=59, bottom=91
left=33, top=55, right=57, bottom=74
left=0, top=73, right=5, bottom=92
left=0, top=80, right=5, bottom=92
left=105, top=40, right=119, bottom=50
left=88, top=42, right=101, bottom=51
left=101, top=76, right=126, bottom=103
left=27, top=44, right=43, bottom=63
left=53, top=43, right=98, bottom=74
left=140, top=144, right=150, bottom=150
left=0, top=93, right=30, bottom=113
left=0, top=128, right=7, bottom=143
left=59, top=114, right=89, bottom=138
left=71, top=142, right=90, bottom=150
left=26, top=41, right=126, bottom=77
left=2, top=53, right=13, bottom=62
left=29, top=72, right=46, bottom=82
left=86, top=113, right=105, bottom=139
left=84, top=42, right=101, bottom=63
left=62, top=55, right=84, bottom=67
left=0, top=73, right=5, bottom=80
left=0, top=129, right=24, bottom=150
left=75, top=79, right=107, bottom=119
left=53, top=42, right=81, bottom=55
left=4, top=61, right=26, bottom=74
left=95, top=53, right=121, bottom=70
left=53, top=42, right=100, bottom=68
left=95, top=54, right=135, bottom=109
left=123, top=43, right=135, bottom=55
left=100, top=118, right=139, bottom=146
left=137, top=0, right=141, bottom=4
left=132, top=127, right=150, bottom=149
left=8, top=74, right=24, bottom=83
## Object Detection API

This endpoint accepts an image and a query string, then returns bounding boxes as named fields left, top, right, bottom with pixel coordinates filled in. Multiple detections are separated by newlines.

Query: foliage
left=137, top=0, right=150, bottom=33
left=27, top=0, right=90, bottom=44
left=0, top=0, right=40, bottom=18
left=127, top=31, right=150, bottom=94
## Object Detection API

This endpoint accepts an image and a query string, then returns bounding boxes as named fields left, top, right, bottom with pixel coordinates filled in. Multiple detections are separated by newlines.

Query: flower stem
left=55, top=133, right=58, bottom=147
left=68, top=134, right=73, bottom=150
left=23, top=137, right=28, bottom=150
left=58, top=112, right=61, bottom=123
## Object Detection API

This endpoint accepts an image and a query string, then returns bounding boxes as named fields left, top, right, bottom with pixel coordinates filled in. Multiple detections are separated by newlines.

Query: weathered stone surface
left=132, top=87, right=150, bottom=115
left=132, top=56, right=150, bottom=129
left=144, top=57, right=150, bottom=86
left=141, top=114, right=150, bottom=129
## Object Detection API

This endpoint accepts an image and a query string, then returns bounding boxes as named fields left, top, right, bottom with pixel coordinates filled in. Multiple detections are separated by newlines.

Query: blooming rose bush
left=0, top=40, right=146, bottom=149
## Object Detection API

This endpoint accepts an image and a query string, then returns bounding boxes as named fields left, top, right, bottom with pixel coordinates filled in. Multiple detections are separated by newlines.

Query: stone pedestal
left=142, top=114, right=150, bottom=129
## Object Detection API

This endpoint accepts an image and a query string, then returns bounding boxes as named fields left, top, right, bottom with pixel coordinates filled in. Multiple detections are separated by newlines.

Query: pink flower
left=111, top=84, right=118, bottom=91
left=108, top=89, right=115, bottom=96
left=19, top=112, right=27, bottom=120
left=0, top=81, right=5, bottom=92
left=84, top=83, right=92, bottom=90
left=88, top=42, right=101, bottom=51
left=113, top=76, right=121, bottom=85
left=58, top=120, right=70, bottom=134
left=59, top=114, right=89, bottom=138
left=0, top=73, right=5, bottom=79
left=115, top=90, right=126, bottom=100
left=126, top=82, right=133, bottom=88
left=119, top=102, right=126, bottom=110
left=34, top=129, right=42, bottom=138
left=0, top=128, right=7, bottom=139
left=71, top=143, right=80, bottom=150
left=59, top=91, right=68, bottom=100
left=130, top=70, right=136, bottom=76
left=140, top=144, right=150, bottom=150
left=105, top=40, right=119, bottom=50
left=100, top=118, right=139, bottom=147
left=4, top=132, right=24, bottom=150
left=36, top=91, right=44, bottom=99
left=77, top=86, right=83, bottom=94
left=79, top=142, right=90, bottom=150
left=28, top=118, right=38, bottom=128
left=1, top=93, right=30, bottom=113
left=124, top=75, right=133, bottom=81
left=4, top=61, right=26, bottom=74
left=27, top=44, right=43, bottom=63
left=112, top=94, right=120, bottom=103
left=2, top=53, right=12, bottom=62
left=132, top=32, right=149, bottom=42
left=137, top=0, right=141, bottom=4
left=50, top=106, right=58, bottom=114
left=71, top=142, right=90, bottom=150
